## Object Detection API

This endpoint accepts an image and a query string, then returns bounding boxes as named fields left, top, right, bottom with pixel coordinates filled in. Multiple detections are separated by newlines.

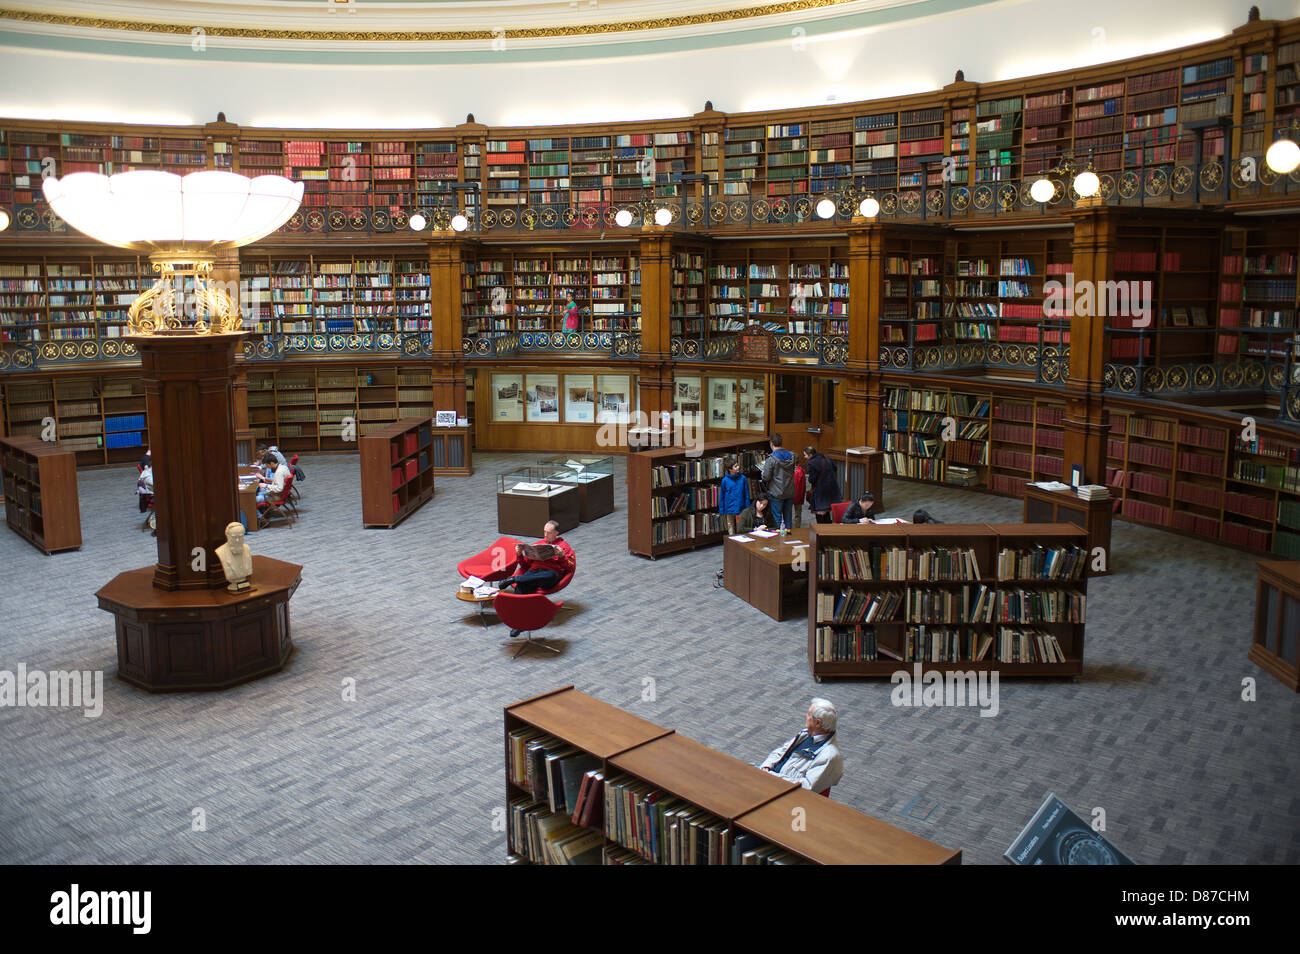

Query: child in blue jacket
left=718, top=456, right=751, bottom=535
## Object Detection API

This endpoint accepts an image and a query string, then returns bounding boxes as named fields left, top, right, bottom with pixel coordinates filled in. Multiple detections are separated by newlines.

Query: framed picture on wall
left=708, top=376, right=737, bottom=429
left=739, top=377, right=766, bottom=432
left=596, top=374, right=632, bottom=424
left=675, top=376, right=702, bottom=432
left=526, top=373, right=560, bottom=423
left=491, top=373, right=524, bottom=422
left=565, top=373, right=596, bottom=423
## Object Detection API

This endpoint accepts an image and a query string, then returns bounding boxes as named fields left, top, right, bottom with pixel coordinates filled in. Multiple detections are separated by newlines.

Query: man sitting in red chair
left=497, top=520, right=575, bottom=598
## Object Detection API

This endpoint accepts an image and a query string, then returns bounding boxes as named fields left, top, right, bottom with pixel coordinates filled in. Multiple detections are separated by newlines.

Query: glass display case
left=496, top=467, right=580, bottom=537
left=535, top=455, right=616, bottom=522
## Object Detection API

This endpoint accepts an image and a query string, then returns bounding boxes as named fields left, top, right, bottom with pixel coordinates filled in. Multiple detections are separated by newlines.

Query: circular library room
left=1, top=0, right=1298, bottom=879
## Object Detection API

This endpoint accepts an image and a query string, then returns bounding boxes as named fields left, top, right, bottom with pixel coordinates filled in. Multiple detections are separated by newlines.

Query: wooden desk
left=237, top=481, right=260, bottom=533
left=1022, top=483, right=1112, bottom=576
left=498, top=485, right=580, bottom=537
left=723, top=528, right=811, bottom=621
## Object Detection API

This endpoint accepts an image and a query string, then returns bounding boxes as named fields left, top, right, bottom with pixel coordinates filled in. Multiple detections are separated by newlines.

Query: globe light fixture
left=653, top=207, right=672, bottom=227
left=859, top=197, right=880, bottom=218
left=1029, top=177, right=1056, bottom=203
left=614, top=208, right=634, bottom=227
left=815, top=197, right=836, bottom=219
left=0, top=209, right=9, bottom=231
left=1266, top=137, right=1300, bottom=175
left=1072, top=170, right=1100, bottom=198
left=42, top=170, right=302, bottom=335
left=450, top=213, right=469, bottom=232
left=409, top=212, right=427, bottom=231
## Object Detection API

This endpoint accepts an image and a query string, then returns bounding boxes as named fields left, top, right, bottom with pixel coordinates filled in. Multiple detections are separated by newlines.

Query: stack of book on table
left=1076, top=484, right=1110, bottom=501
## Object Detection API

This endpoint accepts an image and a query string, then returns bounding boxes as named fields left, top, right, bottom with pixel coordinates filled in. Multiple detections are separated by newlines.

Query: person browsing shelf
left=758, top=698, right=843, bottom=794
left=498, top=520, right=576, bottom=596
left=803, top=445, right=843, bottom=524
left=562, top=290, right=581, bottom=332
left=842, top=491, right=880, bottom=524
left=717, top=457, right=751, bottom=536
left=257, top=453, right=290, bottom=505
left=761, top=433, right=797, bottom=530
left=792, top=459, right=806, bottom=529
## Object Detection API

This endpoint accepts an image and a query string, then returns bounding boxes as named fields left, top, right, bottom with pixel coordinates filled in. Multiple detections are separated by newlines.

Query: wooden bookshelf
left=1, top=435, right=81, bottom=553
left=626, top=438, right=767, bottom=558
left=359, top=417, right=435, bottom=528
left=808, top=523, right=1088, bottom=680
left=1251, top=561, right=1300, bottom=691
left=505, top=686, right=961, bottom=865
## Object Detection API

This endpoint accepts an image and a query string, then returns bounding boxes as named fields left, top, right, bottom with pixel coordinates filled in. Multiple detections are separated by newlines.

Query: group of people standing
left=717, top=433, right=848, bottom=534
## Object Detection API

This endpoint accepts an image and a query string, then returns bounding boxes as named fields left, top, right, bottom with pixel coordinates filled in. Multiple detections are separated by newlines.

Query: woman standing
left=562, top=289, right=581, bottom=332
left=803, top=446, right=842, bottom=524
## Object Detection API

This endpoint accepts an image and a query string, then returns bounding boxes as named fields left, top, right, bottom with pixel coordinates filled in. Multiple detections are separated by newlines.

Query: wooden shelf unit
left=808, top=523, right=1088, bottom=680
left=626, top=438, right=768, bottom=558
left=1, top=435, right=81, bottom=553
left=359, top=417, right=435, bottom=528
left=1251, top=561, right=1300, bottom=691
left=505, top=686, right=961, bottom=865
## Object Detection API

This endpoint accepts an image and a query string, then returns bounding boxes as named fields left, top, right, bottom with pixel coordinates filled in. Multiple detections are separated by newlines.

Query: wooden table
left=456, top=587, right=498, bottom=627
left=723, top=528, right=811, bottom=621
left=237, top=480, right=260, bottom=533
left=1022, top=483, right=1111, bottom=576
left=498, top=484, right=579, bottom=537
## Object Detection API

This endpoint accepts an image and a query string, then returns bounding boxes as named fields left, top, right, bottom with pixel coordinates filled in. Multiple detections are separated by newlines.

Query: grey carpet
left=1, top=452, right=1297, bottom=865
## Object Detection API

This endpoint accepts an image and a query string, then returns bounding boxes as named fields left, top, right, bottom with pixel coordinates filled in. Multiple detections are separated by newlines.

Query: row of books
left=995, top=545, right=1088, bottom=581
left=650, top=485, right=717, bottom=518
left=999, top=589, right=1086, bottom=624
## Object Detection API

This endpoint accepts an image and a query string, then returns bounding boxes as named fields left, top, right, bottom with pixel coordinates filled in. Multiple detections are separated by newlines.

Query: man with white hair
left=758, top=698, right=843, bottom=794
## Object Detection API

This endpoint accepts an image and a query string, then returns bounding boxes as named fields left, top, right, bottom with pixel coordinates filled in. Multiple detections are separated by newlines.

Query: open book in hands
left=518, top=543, right=559, bottom=561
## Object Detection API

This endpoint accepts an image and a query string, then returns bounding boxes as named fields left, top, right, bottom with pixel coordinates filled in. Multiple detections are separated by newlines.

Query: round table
left=456, top=588, right=497, bottom=627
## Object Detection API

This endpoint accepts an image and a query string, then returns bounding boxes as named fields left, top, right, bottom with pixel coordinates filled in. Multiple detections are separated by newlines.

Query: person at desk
left=736, top=495, right=773, bottom=533
left=257, top=453, right=290, bottom=505
left=842, top=491, right=880, bottom=524
left=758, top=698, right=843, bottom=794
left=497, top=520, right=576, bottom=597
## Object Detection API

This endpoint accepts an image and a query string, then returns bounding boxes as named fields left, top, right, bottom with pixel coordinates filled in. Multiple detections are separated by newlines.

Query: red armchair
left=457, top=536, right=523, bottom=583
left=258, top=473, right=296, bottom=528
left=492, top=592, right=564, bottom=658
left=830, top=501, right=852, bottom=524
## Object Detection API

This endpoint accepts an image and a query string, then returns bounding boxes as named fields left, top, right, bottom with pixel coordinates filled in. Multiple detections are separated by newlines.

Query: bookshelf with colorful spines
left=788, top=248, right=849, bottom=337
left=311, top=257, right=352, bottom=335
left=1073, top=78, right=1125, bottom=174
left=1219, top=223, right=1297, bottom=362
left=881, top=236, right=943, bottom=347
left=569, top=134, right=612, bottom=209
left=1177, top=56, right=1233, bottom=160
left=470, top=253, right=511, bottom=337
left=897, top=106, right=945, bottom=194
left=1021, top=87, right=1072, bottom=177
left=355, top=366, right=399, bottom=435
left=269, top=258, right=312, bottom=335
left=808, top=523, right=1088, bottom=679
left=1123, top=66, right=1180, bottom=177
left=0, top=434, right=81, bottom=554
left=670, top=249, right=706, bottom=339
left=721, top=124, right=765, bottom=197
left=852, top=110, right=899, bottom=193
left=353, top=256, right=396, bottom=333
left=708, top=247, right=748, bottom=335
left=626, top=438, right=768, bottom=558
left=971, top=96, right=1021, bottom=184
left=359, top=416, right=434, bottom=528
left=504, top=686, right=961, bottom=865
left=0, top=260, right=45, bottom=343
left=652, top=130, right=694, bottom=199
left=485, top=137, right=527, bottom=208
left=808, top=117, right=853, bottom=195
left=880, top=384, right=991, bottom=488
left=46, top=260, right=102, bottom=342
left=526, top=136, right=570, bottom=211
left=415, top=140, right=459, bottom=213
left=237, top=254, right=273, bottom=335
left=610, top=132, right=653, bottom=205
left=1276, top=41, right=1300, bottom=129
left=51, top=375, right=104, bottom=462
left=315, top=366, right=358, bottom=448
left=947, top=106, right=971, bottom=186
left=395, top=257, right=431, bottom=332
left=513, top=254, right=554, bottom=332
left=765, top=120, right=809, bottom=198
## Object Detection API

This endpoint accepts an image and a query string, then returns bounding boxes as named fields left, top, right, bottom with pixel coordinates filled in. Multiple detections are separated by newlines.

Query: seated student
left=497, top=520, right=576, bottom=597
left=139, top=447, right=151, bottom=471
left=257, top=453, right=291, bottom=505
left=267, top=445, right=289, bottom=469
left=842, top=491, right=880, bottom=524
left=137, top=463, right=154, bottom=511
left=758, top=698, right=843, bottom=794
left=736, top=495, right=773, bottom=533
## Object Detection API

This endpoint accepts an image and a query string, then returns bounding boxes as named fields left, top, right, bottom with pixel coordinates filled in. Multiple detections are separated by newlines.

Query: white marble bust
left=215, top=521, right=253, bottom=592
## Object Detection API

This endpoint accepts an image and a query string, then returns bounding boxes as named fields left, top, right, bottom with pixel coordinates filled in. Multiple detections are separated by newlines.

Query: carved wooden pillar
left=637, top=227, right=676, bottom=438
left=428, top=233, right=469, bottom=419
left=1063, top=204, right=1117, bottom=486
left=844, top=217, right=886, bottom=450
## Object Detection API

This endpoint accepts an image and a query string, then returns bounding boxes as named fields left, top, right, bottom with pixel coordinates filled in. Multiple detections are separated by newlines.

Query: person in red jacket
left=498, top=520, right=576, bottom=596
left=792, top=461, right=806, bottom=529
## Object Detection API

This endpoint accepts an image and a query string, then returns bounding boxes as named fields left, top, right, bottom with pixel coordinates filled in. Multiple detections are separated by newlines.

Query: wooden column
left=637, top=226, right=676, bottom=438
left=217, top=249, right=248, bottom=428
left=135, top=332, right=243, bottom=591
left=843, top=217, right=886, bottom=450
left=1063, top=203, right=1117, bottom=486
left=429, top=233, right=469, bottom=418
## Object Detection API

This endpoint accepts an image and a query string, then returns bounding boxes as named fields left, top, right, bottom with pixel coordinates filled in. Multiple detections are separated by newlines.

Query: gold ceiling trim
left=0, top=1, right=861, bottom=41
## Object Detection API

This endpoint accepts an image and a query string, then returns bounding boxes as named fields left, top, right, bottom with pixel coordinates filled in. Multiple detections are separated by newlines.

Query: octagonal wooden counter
left=97, top=555, right=302, bottom=692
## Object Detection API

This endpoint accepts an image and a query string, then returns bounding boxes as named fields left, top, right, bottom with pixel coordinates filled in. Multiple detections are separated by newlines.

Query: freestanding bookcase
left=626, top=438, right=768, bottom=558
left=1023, top=483, right=1112, bottom=577
left=1251, top=561, right=1300, bottom=691
left=808, top=523, right=1089, bottom=680
left=359, top=418, right=435, bottom=528
left=0, top=435, right=81, bottom=554
left=505, top=686, right=961, bottom=865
